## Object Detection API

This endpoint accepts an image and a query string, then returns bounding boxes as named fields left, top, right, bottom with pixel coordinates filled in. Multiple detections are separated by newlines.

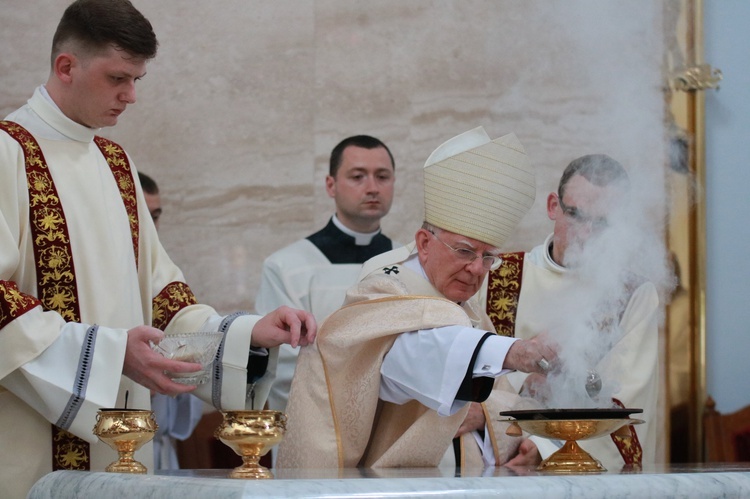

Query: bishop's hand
left=250, top=305, right=317, bottom=349
left=503, top=332, right=558, bottom=374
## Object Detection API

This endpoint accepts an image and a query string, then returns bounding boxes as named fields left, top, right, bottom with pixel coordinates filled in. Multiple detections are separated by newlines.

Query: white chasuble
left=277, top=244, right=526, bottom=470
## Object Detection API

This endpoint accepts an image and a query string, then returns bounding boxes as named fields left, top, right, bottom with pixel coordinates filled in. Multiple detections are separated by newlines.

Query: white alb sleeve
left=380, top=326, right=517, bottom=416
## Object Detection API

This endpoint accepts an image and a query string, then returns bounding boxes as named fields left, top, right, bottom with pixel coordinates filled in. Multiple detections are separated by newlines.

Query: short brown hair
left=329, top=135, right=394, bottom=177
left=558, top=154, right=629, bottom=200
left=51, top=0, right=158, bottom=64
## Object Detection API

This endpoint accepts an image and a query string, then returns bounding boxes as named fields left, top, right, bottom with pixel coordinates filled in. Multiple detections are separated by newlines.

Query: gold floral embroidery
left=1, top=120, right=91, bottom=470
left=94, top=136, right=139, bottom=266
left=52, top=426, right=89, bottom=470
left=27, top=171, right=57, bottom=206
left=0, top=280, right=40, bottom=328
left=610, top=398, right=643, bottom=465
left=152, top=281, right=198, bottom=331
left=2, top=122, right=143, bottom=471
left=485, top=252, right=525, bottom=338
left=38, top=246, right=74, bottom=284
left=43, top=283, right=78, bottom=321
left=0, top=121, right=81, bottom=323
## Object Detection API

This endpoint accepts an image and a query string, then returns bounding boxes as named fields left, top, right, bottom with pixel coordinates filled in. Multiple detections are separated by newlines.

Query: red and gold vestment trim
left=0, top=280, right=41, bottom=329
left=0, top=120, right=90, bottom=470
left=0, top=122, right=141, bottom=471
left=152, top=281, right=198, bottom=332
left=93, top=136, right=139, bottom=266
left=485, top=252, right=525, bottom=338
left=610, top=397, right=643, bottom=467
left=1, top=121, right=83, bottom=324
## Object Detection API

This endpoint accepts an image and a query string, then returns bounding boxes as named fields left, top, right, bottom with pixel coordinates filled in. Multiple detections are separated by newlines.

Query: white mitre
left=423, top=126, right=536, bottom=248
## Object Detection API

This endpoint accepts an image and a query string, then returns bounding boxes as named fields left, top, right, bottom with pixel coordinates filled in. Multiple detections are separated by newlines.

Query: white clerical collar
left=542, top=233, right=568, bottom=273
left=39, top=85, right=58, bottom=110
left=30, top=85, right=99, bottom=143
left=402, top=250, right=428, bottom=279
left=332, top=214, right=381, bottom=246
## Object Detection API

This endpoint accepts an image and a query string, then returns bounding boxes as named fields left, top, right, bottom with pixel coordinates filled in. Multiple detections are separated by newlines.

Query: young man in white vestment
left=277, top=127, right=558, bottom=470
left=257, top=135, right=397, bottom=417
left=482, top=154, right=662, bottom=471
left=0, top=2, right=315, bottom=497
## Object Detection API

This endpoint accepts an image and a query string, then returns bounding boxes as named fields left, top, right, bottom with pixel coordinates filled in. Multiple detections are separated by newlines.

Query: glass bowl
left=150, top=331, right=224, bottom=385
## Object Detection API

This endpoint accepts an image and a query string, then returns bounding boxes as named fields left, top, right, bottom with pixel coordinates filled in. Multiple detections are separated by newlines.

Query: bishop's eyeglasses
left=428, top=230, right=502, bottom=270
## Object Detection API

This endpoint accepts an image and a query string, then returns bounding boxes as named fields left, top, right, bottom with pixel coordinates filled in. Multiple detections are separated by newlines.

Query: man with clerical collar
left=483, top=154, right=661, bottom=470
left=277, top=127, right=557, bottom=470
left=257, top=135, right=397, bottom=416
left=0, top=2, right=314, bottom=496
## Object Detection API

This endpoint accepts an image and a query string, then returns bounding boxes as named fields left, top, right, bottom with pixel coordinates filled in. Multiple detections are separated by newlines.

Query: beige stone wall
left=0, top=0, right=668, bottom=313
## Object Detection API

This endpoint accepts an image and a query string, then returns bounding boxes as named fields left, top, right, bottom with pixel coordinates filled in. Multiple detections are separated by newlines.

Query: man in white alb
left=257, top=135, right=397, bottom=414
left=483, top=154, right=660, bottom=471
left=0, top=2, right=314, bottom=497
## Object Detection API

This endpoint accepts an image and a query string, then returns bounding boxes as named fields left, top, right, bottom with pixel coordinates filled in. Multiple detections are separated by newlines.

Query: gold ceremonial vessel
left=214, top=410, right=287, bottom=479
left=500, top=408, right=643, bottom=473
left=93, top=408, right=157, bottom=473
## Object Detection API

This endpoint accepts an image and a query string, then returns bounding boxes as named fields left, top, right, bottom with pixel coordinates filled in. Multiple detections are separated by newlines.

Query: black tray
left=499, top=408, right=642, bottom=421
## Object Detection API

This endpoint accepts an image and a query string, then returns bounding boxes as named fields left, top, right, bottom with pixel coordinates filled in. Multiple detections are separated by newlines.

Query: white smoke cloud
left=526, top=158, right=677, bottom=410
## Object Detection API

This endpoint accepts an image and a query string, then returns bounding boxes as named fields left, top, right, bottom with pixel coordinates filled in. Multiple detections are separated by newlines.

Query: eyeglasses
left=428, top=230, right=501, bottom=270
left=558, top=198, right=609, bottom=231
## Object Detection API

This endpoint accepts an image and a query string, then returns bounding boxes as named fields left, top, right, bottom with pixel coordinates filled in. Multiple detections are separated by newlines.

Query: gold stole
left=0, top=121, right=143, bottom=470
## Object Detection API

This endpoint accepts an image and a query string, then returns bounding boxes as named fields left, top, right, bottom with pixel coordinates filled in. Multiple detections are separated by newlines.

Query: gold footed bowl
left=92, top=409, right=157, bottom=473
left=215, top=410, right=287, bottom=479
left=505, top=417, right=643, bottom=473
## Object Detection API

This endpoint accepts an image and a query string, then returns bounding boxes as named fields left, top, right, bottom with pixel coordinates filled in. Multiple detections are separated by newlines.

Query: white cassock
left=0, top=86, right=273, bottom=499
left=483, top=234, right=660, bottom=471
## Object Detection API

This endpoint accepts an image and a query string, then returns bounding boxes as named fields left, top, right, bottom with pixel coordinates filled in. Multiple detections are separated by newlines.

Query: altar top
left=28, top=463, right=750, bottom=499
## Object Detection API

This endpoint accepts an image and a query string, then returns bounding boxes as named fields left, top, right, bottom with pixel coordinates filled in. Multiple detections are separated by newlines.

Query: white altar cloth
left=27, top=464, right=750, bottom=498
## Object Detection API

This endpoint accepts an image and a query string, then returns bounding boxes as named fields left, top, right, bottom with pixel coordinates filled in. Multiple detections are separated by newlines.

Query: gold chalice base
left=215, top=410, right=287, bottom=479
left=509, top=418, right=643, bottom=473
left=93, top=409, right=157, bottom=474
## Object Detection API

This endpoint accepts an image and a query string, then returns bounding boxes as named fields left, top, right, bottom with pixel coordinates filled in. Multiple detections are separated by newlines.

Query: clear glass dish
left=150, top=331, right=224, bottom=385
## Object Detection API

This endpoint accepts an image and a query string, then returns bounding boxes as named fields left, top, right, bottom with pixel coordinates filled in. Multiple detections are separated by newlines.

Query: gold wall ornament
left=672, top=63, right=723, bottom=91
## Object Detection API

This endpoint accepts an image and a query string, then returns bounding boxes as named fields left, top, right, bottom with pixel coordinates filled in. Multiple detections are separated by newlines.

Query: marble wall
left=0, top=0, right=668, bottom=313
